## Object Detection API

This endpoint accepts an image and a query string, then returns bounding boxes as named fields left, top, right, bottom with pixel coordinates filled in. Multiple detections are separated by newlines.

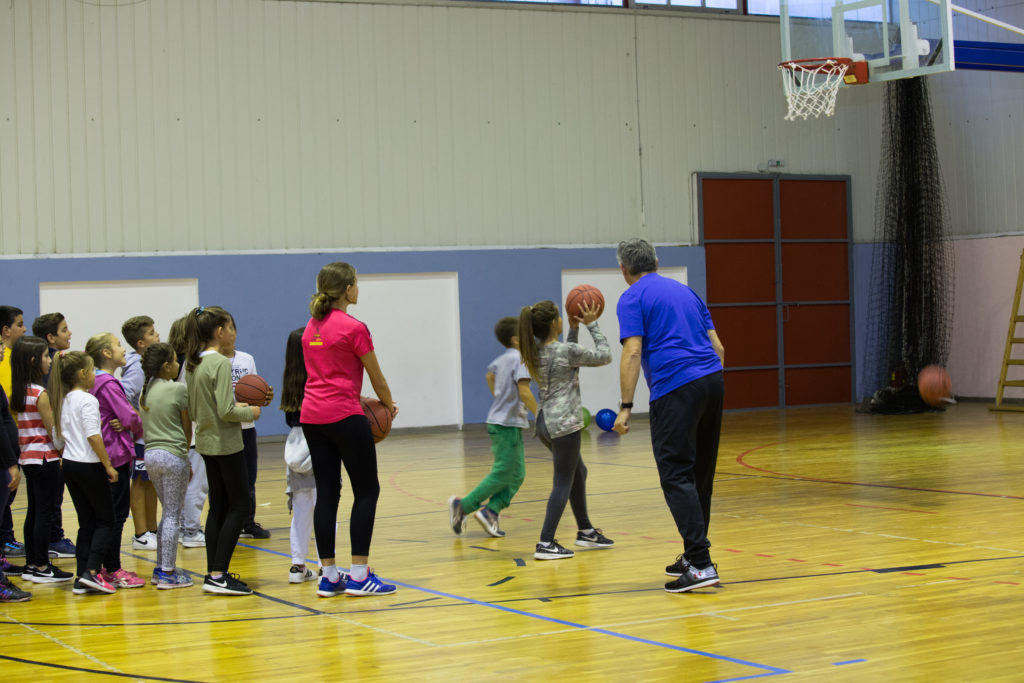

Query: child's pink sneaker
left=102, top=568, right=146, bottom=588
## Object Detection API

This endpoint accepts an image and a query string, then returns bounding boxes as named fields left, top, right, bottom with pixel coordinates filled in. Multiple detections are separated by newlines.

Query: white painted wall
left=352, top=272, right=463, bottom=428
left=949, top=236, right=1024, bottom=399
left=38, top=279, right=199, bottom=358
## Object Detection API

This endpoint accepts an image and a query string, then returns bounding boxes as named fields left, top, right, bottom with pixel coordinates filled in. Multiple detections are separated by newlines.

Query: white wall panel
left=0, top=0, right=1022, bottom=255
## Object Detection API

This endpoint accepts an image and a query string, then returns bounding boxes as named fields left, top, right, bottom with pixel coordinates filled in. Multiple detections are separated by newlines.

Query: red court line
left=735, top=439, right=1024, bottom=500
left=845, top=503, right=937, bottom=514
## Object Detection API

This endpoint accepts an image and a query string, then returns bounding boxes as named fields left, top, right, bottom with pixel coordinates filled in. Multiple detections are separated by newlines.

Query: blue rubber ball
left=595, top=408, right=617, bottom=432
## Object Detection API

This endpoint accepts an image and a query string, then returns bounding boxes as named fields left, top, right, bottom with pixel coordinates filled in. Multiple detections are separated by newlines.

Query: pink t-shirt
left=300, top=309, right=373, bottom=424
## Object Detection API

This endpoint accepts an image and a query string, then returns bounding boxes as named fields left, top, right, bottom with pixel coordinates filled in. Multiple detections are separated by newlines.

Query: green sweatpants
left=461, top=425, right=526, bottom=514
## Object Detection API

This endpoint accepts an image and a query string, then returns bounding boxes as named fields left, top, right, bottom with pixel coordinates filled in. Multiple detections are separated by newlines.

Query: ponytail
left=140, top=342, right=176, bottom=410
left=310, top=262, right=356, bottom=320
left=518, top=300, right=559, bottom=382
left=48, top=351, right=93, bottom=442
left=183, top=306, right=233, bottom=373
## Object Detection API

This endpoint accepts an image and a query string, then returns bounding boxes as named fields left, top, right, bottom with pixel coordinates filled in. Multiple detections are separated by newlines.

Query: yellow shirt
left=0, top=348, right=12, bottom=405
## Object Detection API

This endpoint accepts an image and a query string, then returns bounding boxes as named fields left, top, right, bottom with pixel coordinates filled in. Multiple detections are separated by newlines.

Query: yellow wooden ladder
left=992, top=249, right=1024, bottom=411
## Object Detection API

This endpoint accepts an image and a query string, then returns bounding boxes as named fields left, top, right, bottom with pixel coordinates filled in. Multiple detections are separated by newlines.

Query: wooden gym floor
left=2, top=402, right=1023, bottom=681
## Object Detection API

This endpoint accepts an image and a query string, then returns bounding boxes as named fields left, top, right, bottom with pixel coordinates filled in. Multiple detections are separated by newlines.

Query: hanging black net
left=859, top=77, right=954, bottom=414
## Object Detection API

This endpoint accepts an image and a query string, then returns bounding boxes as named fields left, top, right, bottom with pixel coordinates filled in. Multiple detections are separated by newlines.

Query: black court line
left=390, top=597, right=441, bottom=607
left=873, top=563, right=946, bottom=573
left=469, top=545, right=500, bottom=552
left=514, top=558, right=526, bottom=567
left=0, top=653, right=209, bottom=682
left=488, top=576, right=514, bottom=587
left=386, top=538, right=431, bottom=543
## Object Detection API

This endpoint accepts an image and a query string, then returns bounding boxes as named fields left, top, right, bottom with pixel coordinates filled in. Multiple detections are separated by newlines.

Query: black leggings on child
left=303, top=415, right=379, bottom=559
left=536, top=412, right=592, bottom=544
left=22, top=460, right=62, bottom=567
left=201, top=451, right=249, bottom=574
left=103, top=462, right=132, bottom=572
left=63, top=460, right=115, bottom=578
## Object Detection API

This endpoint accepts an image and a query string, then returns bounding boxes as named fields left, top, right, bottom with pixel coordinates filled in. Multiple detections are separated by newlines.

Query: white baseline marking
left=5, top=615, right=124, bottom=674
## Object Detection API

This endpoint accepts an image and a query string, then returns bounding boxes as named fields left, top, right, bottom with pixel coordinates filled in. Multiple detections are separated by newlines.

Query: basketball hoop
left=778, top=58, right=865, bottom=121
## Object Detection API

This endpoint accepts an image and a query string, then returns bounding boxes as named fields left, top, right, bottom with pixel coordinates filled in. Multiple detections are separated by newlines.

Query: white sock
left=350, top=564, right=368, bottom=582
left=579, top=528, right=594, bottom=535
left=322, top=565, right=340, bottom=582
left=539, top=541, right=552, bottom=548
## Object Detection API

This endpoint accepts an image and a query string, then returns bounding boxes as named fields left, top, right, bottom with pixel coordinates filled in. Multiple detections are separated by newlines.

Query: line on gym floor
left=239, top=543, right=790, bottom=680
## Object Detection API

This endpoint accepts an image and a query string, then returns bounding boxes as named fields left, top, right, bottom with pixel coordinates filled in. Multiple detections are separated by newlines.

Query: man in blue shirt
left=613, top=239, right=725, bottom=593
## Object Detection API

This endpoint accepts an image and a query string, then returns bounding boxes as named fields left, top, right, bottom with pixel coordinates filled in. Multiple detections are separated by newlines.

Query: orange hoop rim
left=779, top=57, right=853, bottom=72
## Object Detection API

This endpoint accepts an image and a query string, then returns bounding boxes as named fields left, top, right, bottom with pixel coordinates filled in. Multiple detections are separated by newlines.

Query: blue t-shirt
left=616, top=272, right=722, bottom=401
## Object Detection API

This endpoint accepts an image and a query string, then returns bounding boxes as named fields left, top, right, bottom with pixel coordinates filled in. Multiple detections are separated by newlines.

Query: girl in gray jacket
left=519, top=299, right=613, bottom=560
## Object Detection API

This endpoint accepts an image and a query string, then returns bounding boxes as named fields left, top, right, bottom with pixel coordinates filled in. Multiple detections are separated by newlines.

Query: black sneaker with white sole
left=575, top=529, right=614, bottom=548
left=664, top=563, right=720, bottom=593
left=534, top=540, right=574, bottom=560
left=238, top=523, right=271, bottom=539
left=202, top=573, right=253, bottom=595
left=23, top=564, right=74, bottom=583
left=665, top=554, right=692, bottom=577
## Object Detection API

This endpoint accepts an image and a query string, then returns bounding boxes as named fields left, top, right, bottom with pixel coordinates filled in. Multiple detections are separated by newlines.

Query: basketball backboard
left=780, top=0, right=954, bottom=82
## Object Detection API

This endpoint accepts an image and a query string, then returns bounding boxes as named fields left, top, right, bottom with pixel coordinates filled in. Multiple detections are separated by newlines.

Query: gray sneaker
left=448, top=496, right=466, bottom=535
left=474, top=507, right=505, bottom=538
left=665, top=564, right=720, bottom=593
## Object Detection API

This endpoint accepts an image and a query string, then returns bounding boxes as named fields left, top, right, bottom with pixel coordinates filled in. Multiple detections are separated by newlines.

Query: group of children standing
left=0, top=304, right=271, bottom=601
left=1, top=286, right=623, bottom=604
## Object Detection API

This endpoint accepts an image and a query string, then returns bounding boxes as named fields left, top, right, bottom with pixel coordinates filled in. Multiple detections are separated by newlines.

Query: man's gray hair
left=617, top=239, right=658, bottom=276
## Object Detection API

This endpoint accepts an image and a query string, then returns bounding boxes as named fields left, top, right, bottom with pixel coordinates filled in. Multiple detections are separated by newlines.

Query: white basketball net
left=779, top=59, right=850, bottom=121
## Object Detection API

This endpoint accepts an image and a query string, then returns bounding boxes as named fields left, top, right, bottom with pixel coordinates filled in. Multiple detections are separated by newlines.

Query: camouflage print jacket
left=536, top=322, right=612, bottom=439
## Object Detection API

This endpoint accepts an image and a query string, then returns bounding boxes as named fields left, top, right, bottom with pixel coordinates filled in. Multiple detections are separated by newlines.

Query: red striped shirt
left=18, top=385, right=60, bottom=465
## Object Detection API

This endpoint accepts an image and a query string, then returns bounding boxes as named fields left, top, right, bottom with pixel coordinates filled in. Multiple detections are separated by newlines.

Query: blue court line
left=833, top=659, right=867, bottom=666
left=238, top=543, right=790, bottom=680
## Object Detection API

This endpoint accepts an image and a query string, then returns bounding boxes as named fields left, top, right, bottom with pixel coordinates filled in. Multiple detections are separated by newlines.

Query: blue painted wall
left=1, top=245, right=707, bottom=435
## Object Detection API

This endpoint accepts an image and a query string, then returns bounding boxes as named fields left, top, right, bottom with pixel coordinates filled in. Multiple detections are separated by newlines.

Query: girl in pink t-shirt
left=301, top=262, right=398, bottom=598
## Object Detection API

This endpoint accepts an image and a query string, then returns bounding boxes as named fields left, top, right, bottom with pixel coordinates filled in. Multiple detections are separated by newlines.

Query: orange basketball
left=234, top=374, right=271, bottom=406
left=917, top=365, right=952, bottom=407
left=361, top=396, right=393, bottom=443
left=565, top=284, right=605, bottom=320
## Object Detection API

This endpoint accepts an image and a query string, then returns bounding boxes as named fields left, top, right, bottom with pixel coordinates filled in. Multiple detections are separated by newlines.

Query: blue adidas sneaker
left=317, top=575, right=345, bottom=598
left=344, top=571, right=397, bottom=596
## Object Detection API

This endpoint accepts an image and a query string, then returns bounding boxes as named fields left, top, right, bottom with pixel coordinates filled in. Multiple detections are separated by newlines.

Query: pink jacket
left=90, top=371, right=143, bottom=468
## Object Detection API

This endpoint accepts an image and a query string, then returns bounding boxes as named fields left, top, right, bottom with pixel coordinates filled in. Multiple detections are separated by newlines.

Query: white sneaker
left=131, top=533, right=158, bottom=551
left=289, top=566, right=316, bottom=584
left=180, top=531, right=206, bottom=548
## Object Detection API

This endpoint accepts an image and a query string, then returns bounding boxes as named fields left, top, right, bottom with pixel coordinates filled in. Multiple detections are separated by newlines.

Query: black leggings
left=63, top=460, right=115, bottom=578
left=303, top=415, right=379, bottom=559
left=202, top=451, right=249, bottom=574
left=242, top=428, right=258, bottom=526
left=22, top=460, right=62, bottom=567
left=536, top=413, right=592, bottom=544
left=103, top=462, right=132, bottom=572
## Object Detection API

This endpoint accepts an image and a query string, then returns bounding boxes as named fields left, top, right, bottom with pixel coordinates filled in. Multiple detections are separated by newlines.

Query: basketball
left=917, top=365, right=952, bottom=407
left=361, top=396, right=393, bottom=443
left=565, top=284, right=605, bottom=320
left=234, top=374, right=271, bottom=406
